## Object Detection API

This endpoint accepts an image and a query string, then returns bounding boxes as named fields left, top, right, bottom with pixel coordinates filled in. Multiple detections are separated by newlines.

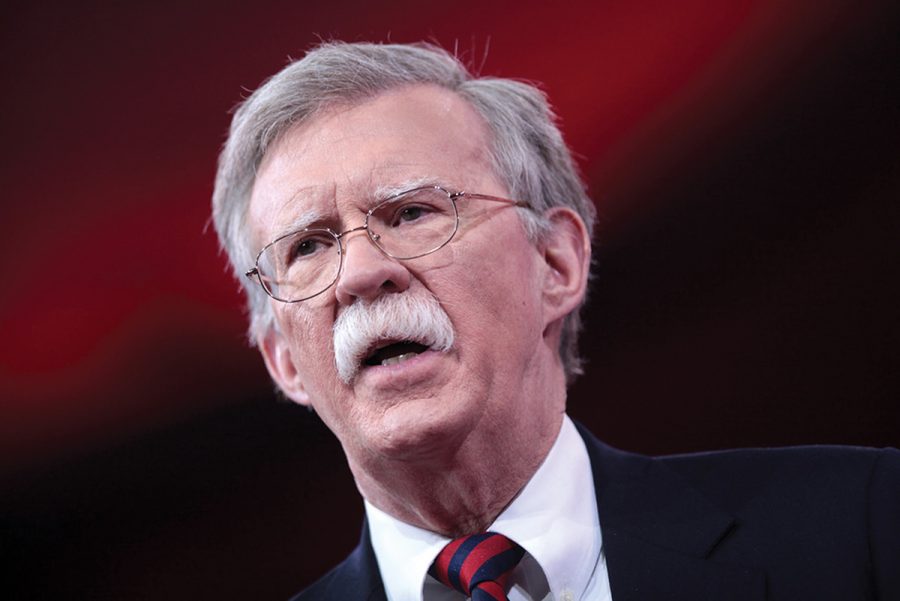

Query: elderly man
left=212, top=42, right=899, bottom=601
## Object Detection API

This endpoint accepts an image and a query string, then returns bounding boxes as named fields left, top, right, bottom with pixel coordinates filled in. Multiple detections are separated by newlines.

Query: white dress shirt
left=366, top=415, right=612, bottom=601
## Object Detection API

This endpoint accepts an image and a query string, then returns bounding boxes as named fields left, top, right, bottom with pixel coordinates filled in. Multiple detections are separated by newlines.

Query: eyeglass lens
left=256, top=187, right=458, bottom=302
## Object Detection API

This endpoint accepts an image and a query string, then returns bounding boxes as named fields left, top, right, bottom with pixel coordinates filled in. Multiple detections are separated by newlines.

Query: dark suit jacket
left=291, top=424, right=900, bottom=600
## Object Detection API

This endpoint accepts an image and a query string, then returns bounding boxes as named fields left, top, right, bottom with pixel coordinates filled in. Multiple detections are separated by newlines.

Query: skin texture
left=248, top=84, right=591, bottom=536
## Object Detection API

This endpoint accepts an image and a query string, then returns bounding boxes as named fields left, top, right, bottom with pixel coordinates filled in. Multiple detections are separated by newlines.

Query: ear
left=257, top=326, right=311, bottom=406
left=539, top=207, right=592, bottom=327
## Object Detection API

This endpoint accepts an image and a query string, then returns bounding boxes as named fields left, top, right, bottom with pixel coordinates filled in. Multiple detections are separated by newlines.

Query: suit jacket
left=291, top=424, right=900, bottom=600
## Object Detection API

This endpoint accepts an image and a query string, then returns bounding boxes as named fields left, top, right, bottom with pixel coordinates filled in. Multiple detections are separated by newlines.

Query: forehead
left=248, top=84, right=498, bottom=246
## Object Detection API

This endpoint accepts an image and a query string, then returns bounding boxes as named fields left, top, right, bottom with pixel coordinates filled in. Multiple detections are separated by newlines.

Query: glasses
left=245, top=185, right=530, bottom=303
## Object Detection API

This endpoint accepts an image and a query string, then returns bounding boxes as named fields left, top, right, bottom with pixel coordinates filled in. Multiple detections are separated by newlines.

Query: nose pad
left=334, top=229, right=411, bottom=305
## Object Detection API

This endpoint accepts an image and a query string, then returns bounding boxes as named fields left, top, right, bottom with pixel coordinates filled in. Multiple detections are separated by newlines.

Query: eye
left=282, top=231, right=335, bottom=265
left=294, top=238, right=319, bottom=257
left=370, top=187, right=453, bottom=232
left=395, top=204, right=429, bottom=225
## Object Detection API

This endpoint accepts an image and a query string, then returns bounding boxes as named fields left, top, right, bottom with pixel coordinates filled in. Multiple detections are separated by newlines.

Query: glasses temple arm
left=452, top=191, right=532, bottom=209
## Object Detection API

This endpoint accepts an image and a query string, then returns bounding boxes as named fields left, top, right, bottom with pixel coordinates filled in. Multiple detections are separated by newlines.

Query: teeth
left=381, top=352, right=420, bottom=366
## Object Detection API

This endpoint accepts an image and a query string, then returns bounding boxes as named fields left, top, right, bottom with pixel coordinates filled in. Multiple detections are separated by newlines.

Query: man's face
left=248, top=85, right=561, bottom=465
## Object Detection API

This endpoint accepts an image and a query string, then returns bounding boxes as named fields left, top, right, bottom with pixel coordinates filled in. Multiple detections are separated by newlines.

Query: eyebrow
left=271, top=208, right=324, bottom=241
left=373, top=176, right=447, bottom=201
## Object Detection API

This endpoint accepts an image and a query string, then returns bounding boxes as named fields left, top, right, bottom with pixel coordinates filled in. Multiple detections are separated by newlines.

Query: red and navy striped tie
left=429, top=532, right=526, bottom=600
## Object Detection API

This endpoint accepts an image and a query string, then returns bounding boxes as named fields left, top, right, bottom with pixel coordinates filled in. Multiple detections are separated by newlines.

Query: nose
left=334, top=229, right=411, bottom=305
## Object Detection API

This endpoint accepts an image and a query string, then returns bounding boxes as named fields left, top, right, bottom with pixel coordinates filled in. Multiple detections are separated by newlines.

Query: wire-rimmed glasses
left=245, top=185, right=529, bottom=303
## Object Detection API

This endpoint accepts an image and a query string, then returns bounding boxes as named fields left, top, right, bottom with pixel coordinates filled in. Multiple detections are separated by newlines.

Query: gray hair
left=212, top=41, right=596, bottom=383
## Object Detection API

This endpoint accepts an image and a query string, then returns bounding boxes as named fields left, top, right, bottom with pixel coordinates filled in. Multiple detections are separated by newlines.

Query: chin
left=359, top=398, right=473, bottom=462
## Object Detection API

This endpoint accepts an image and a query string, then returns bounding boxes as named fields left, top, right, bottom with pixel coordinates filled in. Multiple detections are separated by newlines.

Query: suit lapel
left=576, top=423, right=766, bottom=601
left=322, top=521, right=388, bottom=601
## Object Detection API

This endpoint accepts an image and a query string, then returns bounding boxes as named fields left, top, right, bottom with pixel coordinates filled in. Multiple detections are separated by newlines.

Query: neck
left=350, top=389, right=566, bottom=537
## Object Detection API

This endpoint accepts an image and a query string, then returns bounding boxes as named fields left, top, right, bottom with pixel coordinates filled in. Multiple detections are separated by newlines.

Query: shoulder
left=658, top=445, right=900, bottom=595
left=657, top=444, right=900, bottom=509
left=578, top=420, right=898, bottom=491
left=661, top=444, right=897, bottom=484
left=578, top=422, right=899, bottom=540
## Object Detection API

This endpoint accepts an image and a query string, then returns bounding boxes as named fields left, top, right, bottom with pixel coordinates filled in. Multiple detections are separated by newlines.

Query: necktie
left=429, top=532, right=526, bottom=600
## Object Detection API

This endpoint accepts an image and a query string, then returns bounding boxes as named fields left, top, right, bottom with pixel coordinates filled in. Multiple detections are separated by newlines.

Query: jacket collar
left=576, top=422, right=766, bottom=601
left=315, top=520, right=387, bottom=601
left=320, top=423, right=766, bottom=601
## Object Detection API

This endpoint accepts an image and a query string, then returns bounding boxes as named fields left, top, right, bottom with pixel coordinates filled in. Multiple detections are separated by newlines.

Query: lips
left=364, top=341, right=430, bottom=367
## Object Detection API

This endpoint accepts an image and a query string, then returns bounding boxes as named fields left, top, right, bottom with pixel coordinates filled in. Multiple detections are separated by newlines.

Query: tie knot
left=429, top=532, right=526, bottom=600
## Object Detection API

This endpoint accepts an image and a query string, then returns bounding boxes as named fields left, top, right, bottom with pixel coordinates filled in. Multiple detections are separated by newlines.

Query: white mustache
left=332, top=292, right=455, bottom=384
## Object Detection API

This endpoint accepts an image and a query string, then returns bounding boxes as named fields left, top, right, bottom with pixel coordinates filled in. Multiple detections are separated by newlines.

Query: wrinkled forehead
left=245, top=85, right=500, bottom=251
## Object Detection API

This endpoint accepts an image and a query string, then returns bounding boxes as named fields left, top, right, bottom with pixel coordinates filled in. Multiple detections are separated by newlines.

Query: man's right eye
left=287, top=235, right=330, bottom=263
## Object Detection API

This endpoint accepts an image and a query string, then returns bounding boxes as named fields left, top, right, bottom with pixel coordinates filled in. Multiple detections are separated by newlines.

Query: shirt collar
left=365, top=415, right=602, bottom=601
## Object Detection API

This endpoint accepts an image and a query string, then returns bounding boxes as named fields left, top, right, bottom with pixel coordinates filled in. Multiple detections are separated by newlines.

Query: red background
left=2, top=0, right=898, bottom=598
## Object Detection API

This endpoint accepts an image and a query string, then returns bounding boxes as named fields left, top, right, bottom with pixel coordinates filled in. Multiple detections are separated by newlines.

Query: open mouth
left=363, top=341, right=430, bottom=367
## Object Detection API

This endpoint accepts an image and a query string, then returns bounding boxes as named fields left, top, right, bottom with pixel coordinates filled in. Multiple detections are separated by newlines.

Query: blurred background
left=1, top=0, right=898, bottom=598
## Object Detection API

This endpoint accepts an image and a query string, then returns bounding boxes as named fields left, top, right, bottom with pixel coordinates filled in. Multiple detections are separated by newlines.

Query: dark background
left=2, top=0, right=898, bottom=598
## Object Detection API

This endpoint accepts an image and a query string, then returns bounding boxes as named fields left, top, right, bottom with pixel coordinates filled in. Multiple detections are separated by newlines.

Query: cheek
left=445, top=235, right=543, bottom=341
left=280, top=310, right=355, bottom=423
left=278, top=305, right=335, bottom=374
left=482, top=231, right=540, bottom=301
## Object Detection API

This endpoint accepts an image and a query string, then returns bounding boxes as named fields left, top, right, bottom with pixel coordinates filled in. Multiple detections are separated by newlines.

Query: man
left=212, top=42, right=899, bottom=601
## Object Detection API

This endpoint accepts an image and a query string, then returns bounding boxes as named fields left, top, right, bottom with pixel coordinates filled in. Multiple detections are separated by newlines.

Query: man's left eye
left=398, top=205, right=426, bottom=222
left=390, top=203, right=435, bottom=226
